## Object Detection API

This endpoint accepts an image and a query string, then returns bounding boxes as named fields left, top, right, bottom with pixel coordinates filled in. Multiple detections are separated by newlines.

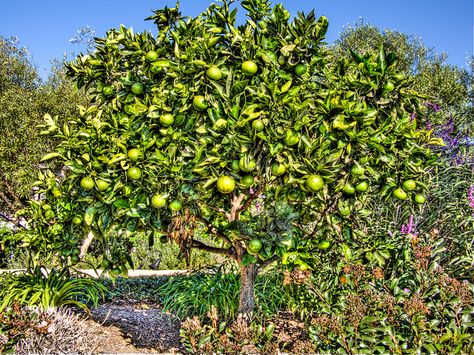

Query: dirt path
left=88, top=301, right=183, bottom=354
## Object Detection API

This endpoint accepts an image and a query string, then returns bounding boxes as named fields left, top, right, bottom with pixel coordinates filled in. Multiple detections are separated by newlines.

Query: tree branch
left=0, top=172, right=23, bottom=208
left=194, top=213, right=233, bottom=245
left=257, top=255, right=279, bottom=272
left=237, top=179, right=266, bottom=215
left=191, top=239, right=236, bottom=259
left=79, top=230, right=95, bottom=259
left=0, top=190, right=17, bottom=212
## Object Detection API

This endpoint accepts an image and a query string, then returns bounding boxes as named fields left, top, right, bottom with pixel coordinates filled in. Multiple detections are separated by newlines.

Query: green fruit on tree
left=339, top=204, right=351, bottom=216
left=415, top=194, right=426, bottom=204
left=146, top=50, right=158, bottom=62
left=252, top=119, right=264, bottom=131
left=239, top=157, right=257, bottom=172
left=384, top=82, right=395, bottom=93
left=242, top=60, right=258, bottom=76
left=295, top=63, right=307, bottom=76
left=306, top=175, right=324, bottom=192
left=80, top=177, right=95, bottom=190
left=128, top=148, right=143, bottom=161
left=70, top=255, right=79, bottom=263
left=355, top=181, right=369, bottom=192
left=284, top=131, right=300, bottom=146
left=45, top=210, right=55, bottom=220
left=131, top=82, right=144, bottom=95
left=393, top=187, right=408, bottom=200
left=317, top=239, right=331, bottom=250
left=96, top=180, right=109, bottom=191
left=127, top=167, right=142, bottom=180
left=402, top=179, right=417, bottom=191
left=343, top=183, right=356, bottom=195
left=160, top=113, right=174, bottom=126
left=271, top=163, right=286, bottom=176
left=206, top=66, right=222, bottom=80
left=42, top=204, right=52, bottom=211
left=248, top=238, right=262, bottom=252
left=51, top=187, right=62, bottom=198
left=217, top=176, right=236, bottom=194
left=193, top=95, right=208, bottom=111
left=102, top=86, right=115, bottom=96
left=240, top=175, right=254, bottom=188
left=231, top=160, right=241, bottom=172
left=169, top=200, right=183, bottom=211
left=151, top=194, right=167, bottom=208
left=72, top=216, right=83, bottom=225
left=351, top=165, right=365, bottom=176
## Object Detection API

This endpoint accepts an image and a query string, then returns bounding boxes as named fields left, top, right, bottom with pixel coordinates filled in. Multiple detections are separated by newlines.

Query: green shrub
left=156, top=263, right=289, bottom=320
left=0, top=266, right=106, bottom=311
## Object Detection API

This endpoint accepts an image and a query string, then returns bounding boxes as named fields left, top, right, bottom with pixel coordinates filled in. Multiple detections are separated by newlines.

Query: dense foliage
left=0, top=37, right=86, bottom=214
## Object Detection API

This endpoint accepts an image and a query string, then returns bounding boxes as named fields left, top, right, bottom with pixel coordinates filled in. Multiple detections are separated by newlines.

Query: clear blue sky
left=1, top=1, right=472, bottom=79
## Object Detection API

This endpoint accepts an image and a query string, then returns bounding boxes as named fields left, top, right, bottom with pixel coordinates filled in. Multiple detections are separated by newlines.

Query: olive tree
left=33, top=0, right=440, bottom=316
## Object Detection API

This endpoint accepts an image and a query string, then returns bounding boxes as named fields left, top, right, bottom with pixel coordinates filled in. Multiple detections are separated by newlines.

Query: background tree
left=331, top=21, right=470, bottom=126
left=31, top=0, right=439, bottom=316
left=0, top=37, right=86, bottom=216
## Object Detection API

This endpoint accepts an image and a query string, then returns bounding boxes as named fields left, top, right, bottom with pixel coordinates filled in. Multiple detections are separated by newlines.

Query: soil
left=87, top=300, right=183, bottom=354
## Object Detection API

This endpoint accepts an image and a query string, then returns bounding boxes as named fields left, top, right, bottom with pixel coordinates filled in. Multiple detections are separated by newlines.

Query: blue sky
left=1, top=1, right=472, bottom=79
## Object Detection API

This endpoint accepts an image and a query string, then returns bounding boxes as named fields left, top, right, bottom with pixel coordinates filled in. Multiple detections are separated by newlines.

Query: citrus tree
left=32, top=0, right=441, bottom=315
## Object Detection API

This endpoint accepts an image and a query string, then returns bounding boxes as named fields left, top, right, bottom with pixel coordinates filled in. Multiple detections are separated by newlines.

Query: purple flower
left=410, top=112, right=416, bottom=122
left=426, top=121, right=432, bottom=130
left=404, top=288, right=410, bottom=294
left=468, top=186, right=474, bottom=213
left=255, top=201, right=261, bottom=212
left=424, top=102, right=441, bottom=112
left=249, top=187, right=255, bottom=195
left=401, top=215, right=416, bottom=235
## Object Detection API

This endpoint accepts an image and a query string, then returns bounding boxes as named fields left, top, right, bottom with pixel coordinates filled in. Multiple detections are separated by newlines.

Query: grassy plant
left=0, top=266, right=106, bottom=311
left=155, top=263, right=290, bottom=320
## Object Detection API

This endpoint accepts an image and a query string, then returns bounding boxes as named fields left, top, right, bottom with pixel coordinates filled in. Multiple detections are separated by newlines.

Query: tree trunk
left=238, top=262, right=257, bottom=319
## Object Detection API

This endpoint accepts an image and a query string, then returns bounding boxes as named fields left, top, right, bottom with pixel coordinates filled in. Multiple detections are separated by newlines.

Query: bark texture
left=238, top=262, right=257, bottom=318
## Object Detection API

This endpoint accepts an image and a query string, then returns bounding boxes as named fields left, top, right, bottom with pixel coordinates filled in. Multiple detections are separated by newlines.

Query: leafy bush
left=0, top=266, right=106, bottom=311
left=156, top=263, right=289, bottom=320
left=300, top=230, right=474, bottom=353
left=180, top=308, right=277, bottom=354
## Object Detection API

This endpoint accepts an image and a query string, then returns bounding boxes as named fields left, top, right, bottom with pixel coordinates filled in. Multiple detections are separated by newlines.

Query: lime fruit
left=127, top=167, right=142, bottom=180
left=206, top=66, right=222, bottom=80
left=240, top=175, right=254, bottom=188
left=146, top=50, right=158, bottom=62
left=402, top=180, right=417, bottom=191
left=127, top=148, right=143, bottom=161
left=96, top=180, right=109, bottom=191
left=271, top=163, right=286, bottom=176
left=169, top=200, right=183, bottom=211
left=131, top=82, right=144, bottom=95
left=306, top=175, right=324, bottom=192
left=160, top=113, right=174, bottom=126
left=193, top=95, right=208, bottom=111
left=295, top=63, right=308, bottom=76
left=151, top=194, right=167, bottom=208
left=248, top=238, right=263, bottom=252
left=415, top=194, right=426, bottom=204
left=393, top=187, right=408, bottom=200
left=80, top=177, right=95, bottom=190
left=217, top=176, right=236, bottom=194
left=355, top=181, right=369, bottom=192
left=242, top=60, right=258, bottom=76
